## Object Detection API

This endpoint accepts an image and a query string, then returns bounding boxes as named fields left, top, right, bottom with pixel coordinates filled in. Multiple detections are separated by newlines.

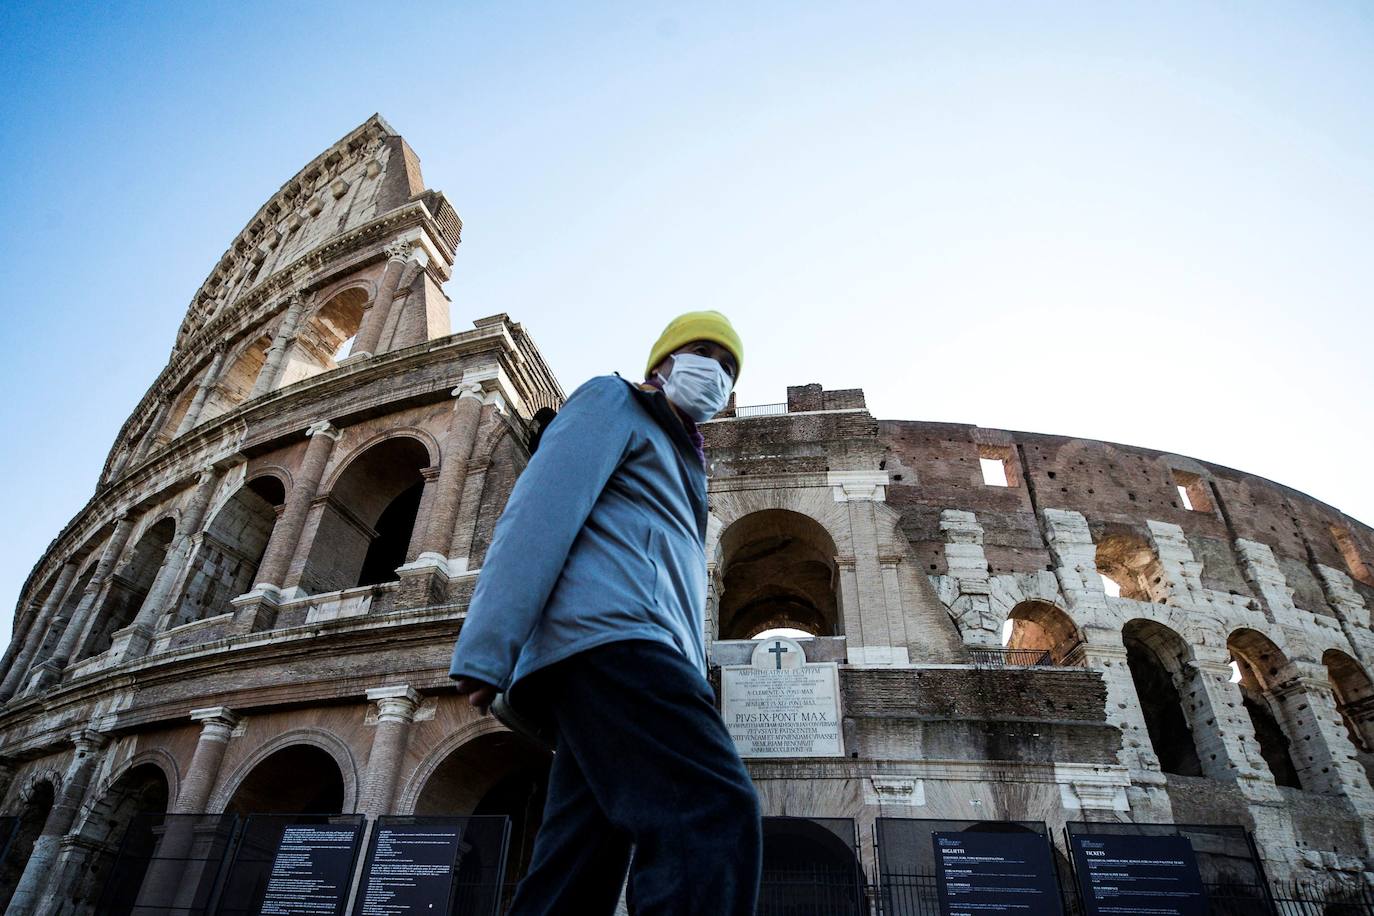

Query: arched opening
left=80, top=518, right=177, bottom=661
left=0, top=779, right=56, bottom=910
left=226, top=745, right=345, bottom=816
left=1002, top=600, right=1085, bottom=666
left=61, top=763, right=169, bottom=915
left=1228, top=629, right=1302, bottom=789
left=175, top=476, right=285, bottom=625
left=157, top=386, right=199, bottom=445
left=276, top=288, right=370, bottom=388
left=199, top=335, right=272, bottom=424
left=413, top=732, right=551, bottom=913
left=716, top=510, right=839, bottom=640
left=1322, top=650, right=1374, bottom=785
left=760, top=817, right=864, bottom=915
left=298, top=437, right=429, bottom=595
left=1096, top=532, right=1168, bottom=603
left=1122, top=619, right=1204, bottom=777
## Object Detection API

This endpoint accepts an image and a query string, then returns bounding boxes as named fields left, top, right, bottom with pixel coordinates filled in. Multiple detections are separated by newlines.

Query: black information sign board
left=1070, top=833, right=1209, bottom=916
left=258, top=822, right=364, bottom=915
left=352, top=823, right=466, bottom=915
left=932, top=830, right=1065, bottom=916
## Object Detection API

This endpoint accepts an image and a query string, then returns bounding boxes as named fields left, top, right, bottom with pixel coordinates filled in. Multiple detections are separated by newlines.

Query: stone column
left=447, top=456, right=491, bottom=566
left=395, top=390, right=486, bottom=608
left=350, top=243, right=410, bottom=359
left=358, top=686, right=422, bottom=817
left=420, top=386, right=485, bottom=562
left=134, top=708, right=241, bottom=910
left=231, top=422, right=339, bottom=632
left=174, top=348, right=228, bottom=438
left=0, top=560, right=77, bottom=703
left=377, top=253, right=431, bottom=353
left=29, top=515, right=136, bottom=692
left=249, top=293, right=308, bottom=399
left=179, top=707, right=241, bottom=813
left=0, top=562, right=77, bottom=702
left=111, top=467, right=222, bottom=663
left=129, top=396, right=173, bottom=466
left=1271, top=671, right=1374, bottom=804
left=6, top=730, right=109, bottom=916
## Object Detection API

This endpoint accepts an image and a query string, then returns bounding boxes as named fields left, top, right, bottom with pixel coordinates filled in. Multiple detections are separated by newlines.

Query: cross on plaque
left=767, top=641, right=790, bottom=670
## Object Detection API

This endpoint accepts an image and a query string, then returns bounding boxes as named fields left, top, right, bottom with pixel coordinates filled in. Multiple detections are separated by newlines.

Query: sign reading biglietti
left=721, top=637, right=844, bottom=758
left=932, top=830, right=1065, bottom=916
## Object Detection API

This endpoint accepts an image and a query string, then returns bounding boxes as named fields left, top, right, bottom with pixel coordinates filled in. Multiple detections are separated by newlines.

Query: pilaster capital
left=305, top=420, right=341, bottom=441
left=69, top=728, right=110, bottom=755
left=383, top=239, right=414, bottom=262
left=420, top=466, right=442, bottom=482
left=367, top=685, right=422, bottom=724
left=191, top=706, right=242, bottom=741
left=452, top=382, right=485, bottom=402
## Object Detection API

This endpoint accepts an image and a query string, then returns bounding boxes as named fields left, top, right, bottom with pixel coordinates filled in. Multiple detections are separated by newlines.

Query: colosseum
left=0, top=114, right=1371, bottom=915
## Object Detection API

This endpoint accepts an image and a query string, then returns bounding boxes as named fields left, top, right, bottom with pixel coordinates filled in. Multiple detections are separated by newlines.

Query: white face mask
left=658, top=353, right=733, bottom=423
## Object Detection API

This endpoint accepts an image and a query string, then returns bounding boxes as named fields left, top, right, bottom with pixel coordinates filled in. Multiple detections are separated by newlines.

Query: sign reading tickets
left=932, top=830, right=1065, bottom=916
left=721, top=637, right=844, bottom=758
left=1071, top=834, right=1209, bottom=916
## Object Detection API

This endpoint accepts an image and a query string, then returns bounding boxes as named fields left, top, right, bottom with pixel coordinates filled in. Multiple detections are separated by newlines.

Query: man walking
left=450, top=312, right=761, bottom=915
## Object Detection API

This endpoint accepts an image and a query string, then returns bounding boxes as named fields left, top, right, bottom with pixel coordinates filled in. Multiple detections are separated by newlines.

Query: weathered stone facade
left=1, top=116, right=1371, bottom=911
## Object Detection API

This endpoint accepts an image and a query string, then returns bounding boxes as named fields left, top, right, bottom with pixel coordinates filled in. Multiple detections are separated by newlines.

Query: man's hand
left=453, top=677, right=498, bottom=715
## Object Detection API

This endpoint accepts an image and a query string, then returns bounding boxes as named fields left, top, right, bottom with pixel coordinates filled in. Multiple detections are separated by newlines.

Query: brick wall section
left=877, top=420, right=1374, bottom=612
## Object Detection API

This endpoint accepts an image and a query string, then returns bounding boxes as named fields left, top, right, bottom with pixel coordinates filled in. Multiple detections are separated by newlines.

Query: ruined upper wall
left=171, top=115, right=430, bottom=359
left=880, top=419, right=1374, bottom=614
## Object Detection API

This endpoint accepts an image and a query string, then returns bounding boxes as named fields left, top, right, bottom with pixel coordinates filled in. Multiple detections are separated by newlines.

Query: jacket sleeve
left=448, top=376, right=636, bottom=689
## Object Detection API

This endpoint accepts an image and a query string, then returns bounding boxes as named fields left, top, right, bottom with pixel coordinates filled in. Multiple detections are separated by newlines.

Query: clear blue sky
left=2, top=1, right=1372, bottom=635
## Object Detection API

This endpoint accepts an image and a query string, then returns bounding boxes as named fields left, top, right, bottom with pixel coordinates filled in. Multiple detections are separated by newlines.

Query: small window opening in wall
left=1228, top=659, right=1243, bottom=683
left=980, top=458, right=1008, bottom=487
left=1000, top=618, right=1014, bottom=646
left=1099, top=575, right=1121, bottom=597
left=1171, top=470, right=1214, bottom=513
left=978, top=445, right=1016, bottom=487
left=1331, top=525, right=1374, bottom=586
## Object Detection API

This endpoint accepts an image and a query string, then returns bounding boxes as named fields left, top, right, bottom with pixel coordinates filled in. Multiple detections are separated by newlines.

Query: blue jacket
left=448, top=375, right=709, bottom=691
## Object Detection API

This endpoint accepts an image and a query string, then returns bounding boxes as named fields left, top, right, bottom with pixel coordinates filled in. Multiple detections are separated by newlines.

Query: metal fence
left=967, top=646, right=1055, bottom=667
left=1271, top=877, right=1374, bottom=915
left=733, top=402, right=788, bottom=418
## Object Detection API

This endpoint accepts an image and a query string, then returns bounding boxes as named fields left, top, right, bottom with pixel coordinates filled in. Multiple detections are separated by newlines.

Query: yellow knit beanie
left=645, top=311, right=744, bottom=381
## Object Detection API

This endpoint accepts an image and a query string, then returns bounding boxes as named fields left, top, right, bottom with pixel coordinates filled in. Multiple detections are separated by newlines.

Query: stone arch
left=0, top=773, right=57, bottom=911
left=299, top=433, right=431, bottom=594
left=715, top=509, right=841, bottom=639
left=277, top=286, right=371, bottom=386
left=175, top=475, right=286, bottom=625
left=210, top=728, right=359, bottom=815
left=1121, top=618, right=1205, bottom=777
left=1096, top=528, right=1168, bottom=603
left=157, top=386, right=199, bottom=445
left=79, top=517, right=178, bottom=661
left=404, top=723, right=550, bottom=903
left=78, top=749, right=181, bottom=831
left=394, top=718, right=508, bottom=816
left=1322, top=649, right=1374, bottom=761
left=247, top=465, right=294, bottom=494
left=199, top=332, right=274, bottom=424
left=1228, top=628, right=1303, bottom=789
left=760, top=817, right=865, bottom=915
left=322, top=427, right=441, bottom=491
left=1003, top=600, right=1085, bottom=665
left=60, top=761, right=171, bottom=914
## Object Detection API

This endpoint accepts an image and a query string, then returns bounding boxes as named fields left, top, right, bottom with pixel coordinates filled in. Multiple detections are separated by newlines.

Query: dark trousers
left=507, top=639, right=762, bottom=916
